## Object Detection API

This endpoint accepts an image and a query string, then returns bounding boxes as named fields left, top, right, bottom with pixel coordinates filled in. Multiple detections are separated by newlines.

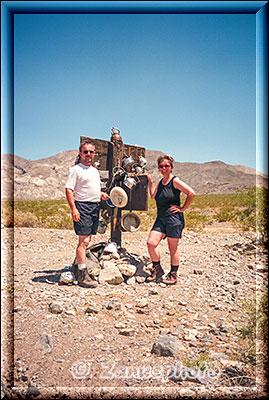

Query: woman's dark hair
left=157, top=155, right=174, bottom=169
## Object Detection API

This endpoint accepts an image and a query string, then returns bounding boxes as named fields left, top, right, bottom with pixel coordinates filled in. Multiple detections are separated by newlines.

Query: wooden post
left=110, top=207, right=122, bottom=246
left=109, top=129, right=124, bottom=247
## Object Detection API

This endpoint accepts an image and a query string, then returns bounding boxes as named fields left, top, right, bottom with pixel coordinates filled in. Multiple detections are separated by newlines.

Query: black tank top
left=155, top=176, right=181, bottom=217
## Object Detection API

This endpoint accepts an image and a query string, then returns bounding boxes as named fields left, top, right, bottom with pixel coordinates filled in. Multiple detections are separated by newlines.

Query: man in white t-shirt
left=65, top=141, right=108, bottom=288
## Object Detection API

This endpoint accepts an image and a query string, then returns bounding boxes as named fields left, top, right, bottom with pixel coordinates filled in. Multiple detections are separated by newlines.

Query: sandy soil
left=1, top=225, right=268, bottom=399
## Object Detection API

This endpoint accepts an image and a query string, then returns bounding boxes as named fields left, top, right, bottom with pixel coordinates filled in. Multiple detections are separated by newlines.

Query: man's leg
left=74, top=235, right=98, bottom=288
left=76, top=235, right=92, bottom=265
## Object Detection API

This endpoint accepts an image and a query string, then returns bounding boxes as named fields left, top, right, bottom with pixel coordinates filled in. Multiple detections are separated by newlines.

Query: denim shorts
left=151, top=212, right=185, bottom=239
left=73, top=201, right=100, bottom=236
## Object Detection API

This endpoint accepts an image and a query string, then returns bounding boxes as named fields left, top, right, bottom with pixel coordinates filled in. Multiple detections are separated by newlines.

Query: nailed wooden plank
left=122, top=144, right=146, bottom=162
left=80, top=136, right=110, bottom=170
left=80, top=136, right=148, bottom=211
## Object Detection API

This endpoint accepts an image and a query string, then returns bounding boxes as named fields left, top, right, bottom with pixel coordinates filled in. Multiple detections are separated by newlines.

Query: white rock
left=126, top=276, right=136, bottom=286
left=117, top=263, right=137, bottom=277
left=102, top=260, right=117, bottom=270
left=136, top=298, right=148, bottom=308
left=59, top=271, right=75, bottom=284
left=99, top=265, right=124, bottom=285
left=64, top=309, right=76, bottom=316
left=178, top=299, right=187, bottom=306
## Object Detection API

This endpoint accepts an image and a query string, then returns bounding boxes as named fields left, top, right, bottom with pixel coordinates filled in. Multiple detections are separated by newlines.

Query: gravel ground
left=1, top=226, right=268, bottom=399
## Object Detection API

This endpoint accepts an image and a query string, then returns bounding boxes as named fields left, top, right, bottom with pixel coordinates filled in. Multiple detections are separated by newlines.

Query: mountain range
left=1, top=150, right=267, bottom=200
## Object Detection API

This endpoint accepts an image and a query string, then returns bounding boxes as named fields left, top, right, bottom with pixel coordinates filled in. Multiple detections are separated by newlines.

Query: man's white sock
left=78, top=264, right=86, bottom=270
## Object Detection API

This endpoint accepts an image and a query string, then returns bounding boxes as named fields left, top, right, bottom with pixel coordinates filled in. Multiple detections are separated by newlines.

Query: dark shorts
left=73, top=201, right=100, bottom=236
left=151, top=212, right=185, bottom=239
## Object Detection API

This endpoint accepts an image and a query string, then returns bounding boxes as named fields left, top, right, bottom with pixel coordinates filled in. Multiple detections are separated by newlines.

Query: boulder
left=151, top=335, right=184, bottom=357
left=98, top=265, right=124, bottom=285
left=117, top=263, right=137, bottom=277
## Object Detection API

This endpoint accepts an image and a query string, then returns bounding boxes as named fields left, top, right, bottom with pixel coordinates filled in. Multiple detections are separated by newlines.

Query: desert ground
left=1, top=224, right=268, bottom=399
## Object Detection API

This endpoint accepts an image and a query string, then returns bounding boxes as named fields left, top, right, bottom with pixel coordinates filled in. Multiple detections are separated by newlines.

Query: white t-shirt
left=65, top=163, right=101, bottom=202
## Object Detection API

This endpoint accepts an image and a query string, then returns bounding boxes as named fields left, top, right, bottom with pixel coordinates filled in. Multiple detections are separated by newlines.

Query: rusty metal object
left=110, top=127, right=122, bottom=142
left=121, top=212, right=141, bottom=232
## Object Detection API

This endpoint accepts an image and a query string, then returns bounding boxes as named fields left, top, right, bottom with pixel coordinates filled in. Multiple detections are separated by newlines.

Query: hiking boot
left=146, top=263, right=164, bottom=283
left=162, top=271, right=177, bottom=285
left=69, top=263, right=78, bottom=280
left=77, top=268, right=98, bottom=288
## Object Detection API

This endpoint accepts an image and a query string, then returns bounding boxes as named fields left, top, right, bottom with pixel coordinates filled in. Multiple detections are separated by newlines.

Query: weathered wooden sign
left=80, top=135, right=148, bottom=211
left=80, top=136, right=146, bottom=172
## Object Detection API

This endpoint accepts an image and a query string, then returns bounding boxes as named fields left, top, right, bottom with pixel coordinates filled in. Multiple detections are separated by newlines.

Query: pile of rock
left=60, top=241, right=152, bottom=286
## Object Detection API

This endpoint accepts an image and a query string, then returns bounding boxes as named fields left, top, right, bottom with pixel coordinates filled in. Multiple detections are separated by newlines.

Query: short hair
left=157, top=155, right=174, bottom=169
left=74, top=141, right=96, bottom=165
left=79, top=140, right=95, bottom=152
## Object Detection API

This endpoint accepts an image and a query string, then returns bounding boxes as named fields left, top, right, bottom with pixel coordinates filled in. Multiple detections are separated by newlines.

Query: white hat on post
left=109, top=187, right=128, bottom=208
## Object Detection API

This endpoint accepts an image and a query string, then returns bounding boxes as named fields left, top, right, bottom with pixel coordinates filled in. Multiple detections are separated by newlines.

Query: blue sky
left=8, top=12, right=262, bottom=171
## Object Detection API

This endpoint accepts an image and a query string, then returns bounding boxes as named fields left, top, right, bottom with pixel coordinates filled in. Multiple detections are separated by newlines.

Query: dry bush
left=14, top=210, right=40, bottom=227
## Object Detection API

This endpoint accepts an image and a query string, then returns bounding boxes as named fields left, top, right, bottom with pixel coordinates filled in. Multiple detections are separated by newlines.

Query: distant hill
left=1, top=150, right=267, bottom=200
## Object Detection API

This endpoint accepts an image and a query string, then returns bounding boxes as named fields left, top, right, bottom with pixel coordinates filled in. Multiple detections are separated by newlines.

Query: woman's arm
left=170, top=177, right=196, bottom=213
left=144, top=173, right=159, bottom=199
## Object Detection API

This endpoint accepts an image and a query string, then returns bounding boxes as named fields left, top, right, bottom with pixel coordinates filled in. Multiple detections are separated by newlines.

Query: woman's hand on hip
left=170, top=205, right=183, bottom=213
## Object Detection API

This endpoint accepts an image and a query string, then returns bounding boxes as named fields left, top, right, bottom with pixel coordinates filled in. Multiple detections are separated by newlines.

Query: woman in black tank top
left=155, top=176, right=181, bottom=217
left=144, top=155, right=195, bottom=285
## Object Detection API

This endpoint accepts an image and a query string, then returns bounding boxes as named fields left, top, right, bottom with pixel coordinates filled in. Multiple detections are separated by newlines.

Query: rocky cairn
left=59, top=241, right=152, bottom=287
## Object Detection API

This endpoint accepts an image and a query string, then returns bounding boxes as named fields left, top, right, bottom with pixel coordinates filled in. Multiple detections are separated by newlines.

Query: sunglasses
left=159, top=164, right=171, bottom=169
left=83, top=150, right=94, bottom=154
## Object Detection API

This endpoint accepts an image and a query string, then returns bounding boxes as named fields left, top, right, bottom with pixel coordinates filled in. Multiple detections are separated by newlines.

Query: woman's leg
left=146, top=230, right=166, bottom=282
left=167, top=237, right=180, bottom=265
left=147, top=230, right=166, bottom=262
left=162, top=237, right=180, bottom=285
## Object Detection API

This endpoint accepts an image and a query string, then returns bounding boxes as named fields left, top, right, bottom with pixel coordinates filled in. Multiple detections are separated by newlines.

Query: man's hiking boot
left=146, top=263, right=164, bottom=283
left=77, top=268, right=98, bottom=288
left=70, top=262, right=79, bottom=281
left=162, top=271, right=177, bottom=285
left=71, top=264, right=98, bottom=288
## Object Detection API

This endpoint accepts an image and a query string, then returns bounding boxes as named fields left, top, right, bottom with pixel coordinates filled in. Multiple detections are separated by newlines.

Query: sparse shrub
left=214, top=207, right=236, bottom=222
left=1, top=200, right=14, bottom=227
left=1, top=200, right=73, bottom=229
left=182, top=351, right=214, bottom=371
left=238, top=292, right=268, bottom=364
left=236, top=186, right=268, bottom=241
left=189, top=192, right=250, bottom=209
left=14, top=210, right=40, bottom=227
left=1, top=186, right=267, bottom=236
left=184, top=211, right=212, bottom=231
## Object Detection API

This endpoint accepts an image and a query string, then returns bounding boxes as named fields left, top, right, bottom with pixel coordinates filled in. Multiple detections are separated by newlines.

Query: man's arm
left=65, top=188, right=80, bottom=222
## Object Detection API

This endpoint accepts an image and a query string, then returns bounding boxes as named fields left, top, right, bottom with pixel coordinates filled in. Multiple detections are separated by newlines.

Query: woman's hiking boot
left=146, top=263, right=164, bottom=283
left=162, top=271, right=177, bottom=285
